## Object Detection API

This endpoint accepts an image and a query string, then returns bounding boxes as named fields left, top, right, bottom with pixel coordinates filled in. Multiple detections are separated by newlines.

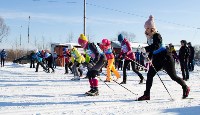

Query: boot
left=139, top=78, right=144, bottom=84
left=87, top=87, right=99, bottom=96
left=85, top=87, right=94, bottom=95
left=120, top=81, right=126, bottom=84
left=120, top=76, right=127, bottom=84
left=137, top=91, right=150, bottom=101
left=71, top=77, right=80, bottom=81
left=183, top=86, right=190, bottom=99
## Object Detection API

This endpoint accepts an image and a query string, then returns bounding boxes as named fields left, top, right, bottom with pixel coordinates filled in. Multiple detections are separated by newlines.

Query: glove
left=141, top=47, right=146, bottom=53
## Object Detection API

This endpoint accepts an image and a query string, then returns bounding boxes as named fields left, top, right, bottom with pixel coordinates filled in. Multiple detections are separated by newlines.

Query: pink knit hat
left=144, top=15, right=156, bottom=29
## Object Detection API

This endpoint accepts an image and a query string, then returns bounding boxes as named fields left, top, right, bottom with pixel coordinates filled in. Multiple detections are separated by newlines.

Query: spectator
left=179, top=40, right=190, bottom=81
left=30, top=50, right=35, bottom=68
left=52, top=50, right=58, bottom=68
left=0, top=49, right=7, bottom=67
left=187, top=42, right=195, bottom=71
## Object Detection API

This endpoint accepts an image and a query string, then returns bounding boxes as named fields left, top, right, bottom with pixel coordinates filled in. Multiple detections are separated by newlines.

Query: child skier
left=138, top=15, right=190, bottom=101
left=78, top=34, right=107, bottom=96
left=70, top=47, right=85, bottom=80
left=100, top=38, right=121, bottom=82
left=118, top=34, right=144, bottom=84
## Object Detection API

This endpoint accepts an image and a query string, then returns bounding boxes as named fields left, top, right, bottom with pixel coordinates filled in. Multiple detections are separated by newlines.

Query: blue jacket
left=0, top=50, right=7, bottom=59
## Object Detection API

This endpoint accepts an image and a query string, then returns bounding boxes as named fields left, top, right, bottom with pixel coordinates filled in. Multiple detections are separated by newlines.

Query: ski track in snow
left=0, top=62, right=200, bottom=115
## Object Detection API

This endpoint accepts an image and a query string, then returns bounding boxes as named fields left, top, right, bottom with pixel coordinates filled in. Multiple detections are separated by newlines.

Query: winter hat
left=181, top=40, right=187, bottom=46
left=78, top=34, right=88, bottom=46
left=118, top=34, right=124, bottom=42
left=187, top=42, right=191, bottom=46
left=144, top=15, right=156, bottom=29
left=63, top=47, right=68, bottom=52
left=102, top=38, right=111, bottom=46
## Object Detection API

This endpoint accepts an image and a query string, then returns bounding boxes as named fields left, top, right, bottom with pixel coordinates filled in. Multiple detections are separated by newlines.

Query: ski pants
left=145, top=51, right=187, bottom=96
left=106, top=58, right=120, bottom=81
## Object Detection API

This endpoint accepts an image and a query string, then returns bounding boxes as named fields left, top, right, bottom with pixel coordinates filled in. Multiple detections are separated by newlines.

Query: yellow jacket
left=70, top=47, right=85, bottom=63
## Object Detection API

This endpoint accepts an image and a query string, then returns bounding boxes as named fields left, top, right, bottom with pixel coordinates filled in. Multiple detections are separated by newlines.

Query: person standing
left=135, top=49, right=140, bottom=70
left=0, top=49, right=7, bottom=67
left=118, top=34, right=144, bottom=84
left=78, top=34, right=107, bottom=96
left=30, top=51, right=35, bottom=68
left=187, top=42, right=195, bottom=71
left=52, top=50, right=58, bottom=68
left=100, top=38, right=121, bottom=82
left=138, top=15, right=190, bottom=101
left=179, top=40, right=190, bottom=81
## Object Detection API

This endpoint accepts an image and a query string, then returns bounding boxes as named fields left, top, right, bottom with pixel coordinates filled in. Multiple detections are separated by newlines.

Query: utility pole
left=42, top=36, right=45, bottom=49
left=28, top=16, right=30, bottom=43
left=20, top=25, right=22, bottom=46
left=84, top=0, right=86, bottom=35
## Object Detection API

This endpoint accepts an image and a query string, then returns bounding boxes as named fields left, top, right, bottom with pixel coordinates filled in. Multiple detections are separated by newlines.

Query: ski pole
left=96, top=76, right=114, bottom=91
left=112, top=79, right=138, bottom=95
left=101, top=72, right=138, bottom=95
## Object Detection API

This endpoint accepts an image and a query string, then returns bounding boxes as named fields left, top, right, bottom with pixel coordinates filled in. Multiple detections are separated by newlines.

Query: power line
left=86, top=2, right=197, bottom=30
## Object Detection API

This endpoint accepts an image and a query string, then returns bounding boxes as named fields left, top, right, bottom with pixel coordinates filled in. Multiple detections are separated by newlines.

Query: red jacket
left=119, top=38, right=135, bottom=60
left=58, top=50, right=71, bottom=63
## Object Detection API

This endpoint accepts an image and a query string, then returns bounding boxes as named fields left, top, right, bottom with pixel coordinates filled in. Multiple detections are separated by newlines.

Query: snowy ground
left=0, top=62, right=200, bottom=115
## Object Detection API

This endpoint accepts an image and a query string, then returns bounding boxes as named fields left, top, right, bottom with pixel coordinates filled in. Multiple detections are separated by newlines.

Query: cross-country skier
left=99, top=38, right=121, bottom=82
left=118, top=34, right=144, bottom=84
left=70, top=47, right=85, bottom=80
left=78, top=34, right=107, bottom=96
left=35, top=50, right=48, bottom=72
left=137, top=15, right=190, bottom=101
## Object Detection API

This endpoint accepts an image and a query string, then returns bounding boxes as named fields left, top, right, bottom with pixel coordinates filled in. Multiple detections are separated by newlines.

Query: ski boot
left=139, top=78, right=144, bottom=84
left=85, top=87, right=94, bottom=95
left=87, top=87, right=99, bottom=96
left=120, top=81, right=126, bottom=84
left=183, top=86, right=190, bottom=99
left=71, top=77, right=80, bottom=81
left=137, top=91, right=150, bottom=101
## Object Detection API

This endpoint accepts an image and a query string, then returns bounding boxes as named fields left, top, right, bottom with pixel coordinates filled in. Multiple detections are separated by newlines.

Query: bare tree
left=67, top=32, right=74, bottom=42
left=0, top=16, right=9, bottom=42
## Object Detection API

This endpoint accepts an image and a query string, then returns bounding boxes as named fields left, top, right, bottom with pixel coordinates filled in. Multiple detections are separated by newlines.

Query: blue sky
left=0, top=0, right=200, bottom=49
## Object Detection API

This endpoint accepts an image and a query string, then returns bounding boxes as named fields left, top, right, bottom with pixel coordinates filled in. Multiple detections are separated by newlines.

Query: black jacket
left=188, top=46, right=195, bottom=60
left=145, top=33, right=163, bottom=59
left=179, top=46, right=190, bottom=61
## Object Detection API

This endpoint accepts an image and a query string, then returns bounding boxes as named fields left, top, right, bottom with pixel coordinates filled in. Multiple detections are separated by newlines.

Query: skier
left=43, top=50, right=55, bottom=73
left=118, top=34, right=144, bottom=84
left=70, top=47, right=85, bottom=80
left=78, top=34, right=107, bottom=96
left=0, top=49, right=7, bottom=67
left=138, top=15, right=190, bottom=101
left=35, top=50, right=48, bottom=72
left=59, top=48, right=73, bottom=74
left=99, top=38, right=121, bottom=82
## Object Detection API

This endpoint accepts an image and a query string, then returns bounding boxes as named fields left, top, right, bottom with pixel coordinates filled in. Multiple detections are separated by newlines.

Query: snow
left=0, top=62, right=200, bottom=115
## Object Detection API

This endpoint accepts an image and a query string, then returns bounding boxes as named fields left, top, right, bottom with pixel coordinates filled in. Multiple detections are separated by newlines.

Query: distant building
left=51, top=43, right=83, bottom=66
